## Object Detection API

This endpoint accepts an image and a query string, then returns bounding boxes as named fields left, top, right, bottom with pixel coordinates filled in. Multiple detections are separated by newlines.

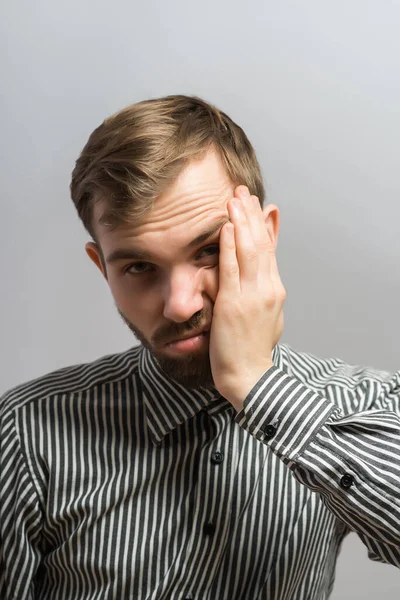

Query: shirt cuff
left=234, top=365, right=342, bottom=461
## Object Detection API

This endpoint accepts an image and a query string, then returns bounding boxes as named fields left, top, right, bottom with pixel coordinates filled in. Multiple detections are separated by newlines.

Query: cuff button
left=262, top=424, right=277, bottom=439
left=340, top=474, right=354, bottom=489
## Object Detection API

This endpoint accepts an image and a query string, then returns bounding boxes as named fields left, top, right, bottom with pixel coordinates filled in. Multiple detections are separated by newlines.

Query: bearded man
left=1, top=95, right=399, bottom=600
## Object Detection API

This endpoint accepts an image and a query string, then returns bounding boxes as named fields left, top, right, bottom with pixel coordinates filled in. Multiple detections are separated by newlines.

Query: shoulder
left=0, top=345, right=143, bottom=418
left=278, top=342, right=391, bottom=392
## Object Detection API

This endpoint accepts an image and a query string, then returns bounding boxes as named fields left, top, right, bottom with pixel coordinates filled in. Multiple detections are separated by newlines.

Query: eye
left=197, top=244, right=220, bottom=259
left=124, top=262, right=155, bottom=275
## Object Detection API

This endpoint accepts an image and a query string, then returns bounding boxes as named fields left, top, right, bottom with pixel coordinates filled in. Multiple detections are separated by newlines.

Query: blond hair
left=70, top=95, right=265, bottom=239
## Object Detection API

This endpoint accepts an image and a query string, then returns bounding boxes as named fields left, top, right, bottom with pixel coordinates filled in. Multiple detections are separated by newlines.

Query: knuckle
left=226, top=264, right=239, bottom=277
left=245, top=249, right=258, bottom=263
left=264, top=292, right=277, bottom=308
left=258, top=241, right=271, bottom=254
left=263, top=285, right=286, bottom=308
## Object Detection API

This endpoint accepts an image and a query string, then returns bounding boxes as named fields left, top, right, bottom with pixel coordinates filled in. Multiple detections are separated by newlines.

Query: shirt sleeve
left=234, top=355, right=400, bottom=568
left=0, top=396, right=44, bottom=600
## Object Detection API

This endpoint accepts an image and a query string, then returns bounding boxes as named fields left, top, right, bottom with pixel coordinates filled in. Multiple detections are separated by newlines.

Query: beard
left=117, top=307, right=215, bottom=390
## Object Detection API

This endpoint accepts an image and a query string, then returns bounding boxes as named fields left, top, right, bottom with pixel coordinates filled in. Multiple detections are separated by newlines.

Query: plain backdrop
left=1, top=0, right=399, bottom=597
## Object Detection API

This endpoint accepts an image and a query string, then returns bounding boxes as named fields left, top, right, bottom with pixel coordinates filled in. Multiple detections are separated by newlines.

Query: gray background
left=1, top=0, right=399, bottom=597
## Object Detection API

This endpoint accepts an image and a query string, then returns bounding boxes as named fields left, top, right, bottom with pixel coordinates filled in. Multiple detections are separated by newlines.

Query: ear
left=262, top=204, right=280, bottom=249
left=85, top=241, right=108, bottom=280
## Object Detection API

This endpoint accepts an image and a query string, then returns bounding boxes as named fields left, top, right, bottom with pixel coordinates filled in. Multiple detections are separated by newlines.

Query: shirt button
left=262, top=424, right=277, bottom=439
left=211, top=451, right=224, bottom=464
left=203, top=522, right=216, bottom=536
left=340, top=474, right=354, bottom=489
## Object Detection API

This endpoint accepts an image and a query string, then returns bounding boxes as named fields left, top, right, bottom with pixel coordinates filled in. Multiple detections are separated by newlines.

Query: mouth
left=164, top=329, right=210, bottom=354
left=167, top=328, right=209, bottom=343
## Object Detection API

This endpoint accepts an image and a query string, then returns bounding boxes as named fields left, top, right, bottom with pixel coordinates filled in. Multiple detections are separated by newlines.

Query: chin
left=155, top=350, right=215, bottom=390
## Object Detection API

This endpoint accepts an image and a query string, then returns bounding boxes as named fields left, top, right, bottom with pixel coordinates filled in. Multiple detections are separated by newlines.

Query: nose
left=162, top=268, right=204, bottom=323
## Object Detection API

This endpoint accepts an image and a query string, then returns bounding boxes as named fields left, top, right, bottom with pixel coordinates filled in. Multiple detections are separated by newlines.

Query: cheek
left=108, top=275, right=161, bottom=323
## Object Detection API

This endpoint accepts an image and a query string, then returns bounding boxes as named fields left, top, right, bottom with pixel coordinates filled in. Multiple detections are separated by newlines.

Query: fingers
left=237, top=187, right=273, bottom=277
left=231, top=186, right=277, bottom=281
left=228, top=196, right=258, bottom=286
left=235, top=186, right=265, bottom=243
left=220, top=185, right=283, bottom=295
left=218, top=222, right=241, bottom=295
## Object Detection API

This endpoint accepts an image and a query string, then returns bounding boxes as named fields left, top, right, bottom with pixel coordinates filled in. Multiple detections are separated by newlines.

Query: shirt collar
left=138, top=343, right=283, bottom=445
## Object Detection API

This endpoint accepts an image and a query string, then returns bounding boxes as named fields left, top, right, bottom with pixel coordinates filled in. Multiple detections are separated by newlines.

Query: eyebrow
left=105, top=218, right=229, bottom=264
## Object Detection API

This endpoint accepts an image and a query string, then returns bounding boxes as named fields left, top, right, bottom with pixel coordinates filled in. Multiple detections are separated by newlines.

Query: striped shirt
left=1, top=342, right=400, bottom=600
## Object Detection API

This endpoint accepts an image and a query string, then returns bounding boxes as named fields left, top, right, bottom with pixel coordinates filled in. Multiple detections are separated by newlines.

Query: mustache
left=152, top=309, right=211, bottom=346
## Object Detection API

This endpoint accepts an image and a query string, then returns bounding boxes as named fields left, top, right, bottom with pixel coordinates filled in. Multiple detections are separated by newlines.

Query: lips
left=163, top=330, right=210, bottom=354
left=165, top=327, right=210, bottom=346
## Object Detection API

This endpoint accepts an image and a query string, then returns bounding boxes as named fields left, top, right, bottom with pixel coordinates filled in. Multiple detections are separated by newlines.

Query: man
left=0, top=95, right=399, bottom=600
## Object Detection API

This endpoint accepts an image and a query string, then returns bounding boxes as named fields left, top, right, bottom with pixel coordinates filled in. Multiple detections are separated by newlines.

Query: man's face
left=87, top=149, right=234, bottom=389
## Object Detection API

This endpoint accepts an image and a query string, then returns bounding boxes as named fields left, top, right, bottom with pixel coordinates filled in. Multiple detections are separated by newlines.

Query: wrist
left=225, top=361, right=274, bottom=411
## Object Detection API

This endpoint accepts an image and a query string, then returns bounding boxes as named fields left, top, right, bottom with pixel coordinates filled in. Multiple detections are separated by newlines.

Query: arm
left=0, top=394, right=44, bottom=599
left=234, top=348, right=400, bottom=566
left=210, top=186, right=400, bottom=567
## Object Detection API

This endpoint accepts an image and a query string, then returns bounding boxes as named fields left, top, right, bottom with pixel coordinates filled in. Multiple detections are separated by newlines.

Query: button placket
left=171, top=410, right=237, bottom=595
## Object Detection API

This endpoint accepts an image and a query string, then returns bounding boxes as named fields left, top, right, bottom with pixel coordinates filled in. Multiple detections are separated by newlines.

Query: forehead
left=94, top=149, right=234, bottom=249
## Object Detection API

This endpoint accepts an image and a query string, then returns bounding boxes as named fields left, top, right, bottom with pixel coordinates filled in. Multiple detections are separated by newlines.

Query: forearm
left=234, top=364, right=400, bottom=565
